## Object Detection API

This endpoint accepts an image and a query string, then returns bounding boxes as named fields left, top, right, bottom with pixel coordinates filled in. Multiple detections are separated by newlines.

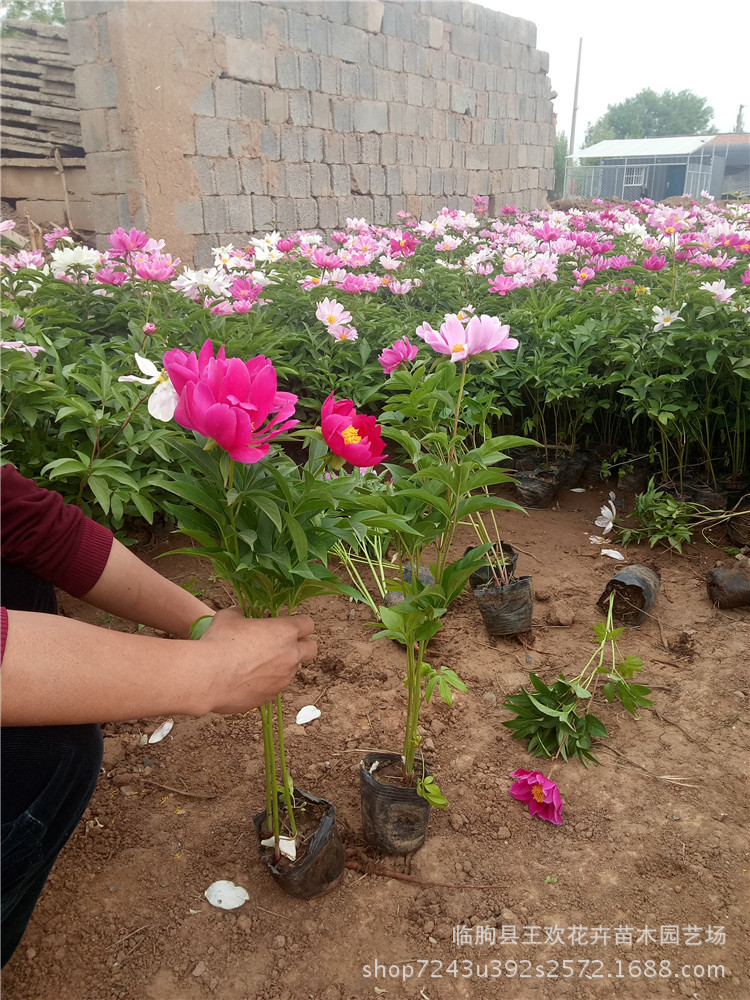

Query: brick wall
left=65, top=0, right=555, bottom=265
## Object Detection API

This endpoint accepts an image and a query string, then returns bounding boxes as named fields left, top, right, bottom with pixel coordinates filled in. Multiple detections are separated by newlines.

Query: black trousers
left=1, top=562, right=103, bottom=967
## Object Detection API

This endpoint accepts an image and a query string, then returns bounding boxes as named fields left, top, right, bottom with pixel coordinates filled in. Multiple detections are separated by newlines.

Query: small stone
left=273, top=935, right=286, bottom=949
left=423, top=920, right=434, bottom=934
left=119, top=784, right=135, bottom=797
left=449, top=813, right=464, bottom=831
left=482, top=692, right=497, bottom=705
left=533, top=584, right=551, bottom=602
left=26, top=947, right=37, bottom=960
left=108, top=885, right=119, bottom=893
left=433, top=923, right=451, bottom=941
left=192, top=961, right=206, bottom=977
left=673, top=813, right=681, bottom=821
left=733, top=689, right=746, bottom=699
left=431, top=720, right=446, bottom=737
left=496, top=826, right=511, bottom=839
left=422, top=737, right=436, bottom=751
left=547, top=601, right=575, bottom=626
left=428, top=936, right=437, bottom=944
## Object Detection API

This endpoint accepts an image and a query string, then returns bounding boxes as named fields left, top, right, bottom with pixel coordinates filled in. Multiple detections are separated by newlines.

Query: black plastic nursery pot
left=252, top=789, right=345, bottom=900
left=360, top=752, right=431, bottom=855
left=559, top=451, right=591, bottom=489
left=473, top=574, right=533, bottom=636
left=464, top=542, right=519, bottom=590
left=705, top=562, right=750, bottom=609
left=597, top=565, right=661, bottom=625
left=514, top=469, right=560, bottom=508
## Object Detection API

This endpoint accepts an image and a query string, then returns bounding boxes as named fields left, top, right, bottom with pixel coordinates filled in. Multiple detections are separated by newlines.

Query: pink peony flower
left=416, top=314, right=518, bottom=362
left=276, top=238, right=295, bottom=253
left=43, top=226, right=71, bottom=249
left=109, top=227, right=150, bottom=253
left=315, top=297, right=352, bottom=328
left=509, top=768, right=563, bottom=824
left=10, top=315, right=25, bottom=330
left=1, top=340, right=44, bottom=358
left=134, top=253, right=179, bottom=282
left=321, top=395, right=387, bottom=468
left=93, top=266, right=127, bottom=286
left=163, top=340, right=298, bottom=464
left=488, top=274, right=519, bottom=295
left=642, top=254, right=667, bottom=271
left=379, top=335, right=419, bottom=374
left=329, top=324, right=358, bottom=341
left=741, top=269, right=750, bottom=286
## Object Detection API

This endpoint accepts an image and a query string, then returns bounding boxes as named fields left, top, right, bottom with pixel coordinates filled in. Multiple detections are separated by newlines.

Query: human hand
left=196, top=607, right=317, bottom=714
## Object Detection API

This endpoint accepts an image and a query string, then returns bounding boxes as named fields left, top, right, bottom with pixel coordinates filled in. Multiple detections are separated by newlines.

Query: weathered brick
left=350, top=163, right=369, bottom=194
left=450, top=85, right=475, bottom=116
left=285, top=163, right=311, bottom=199
left=191, top=156, right=216, bottom=195
left=354, top=99, right=389, bottom=133
left=251, top=196, right=276, bottom=229
left=274, top=198, right=297, bottom=231
left=385, top=35, right=403, bottom=72
left=240, top=159, right=265, bottom=195
left=261, top=126, right=280, bottom=160
left=358, top=65, right=377, bottom=100
left=296, top=198, right=318, bottom=230
left=191, top=81, right=215, bottom=117
left=66, top=17, right=97, bottom=65
left=324, top=133, right=344, bottom=162
left=225, top=37, right=275, bottom=85
left=311, top=92, right=332, bottom=130
left=214, top=0, right=241, bottom=36
left=175, top=196, right=205, bottom=234
left=214, top=158, right=242, bottom=195
left=239, top=82, right=264, bottom=121
left=407, top=74, right=423, bottom=107
left=331, top=163, right=350, bottom=196
left=428, top=16, right=443, bottom=48
left=372, top=194, right=391, bottom=224
left=74, top=63, right=118, bottom=109
left=264, top=88, right=288, bottom=124
left=369, top=32, right=386, bottom=68
left=310, top=163, right=332, bottom=196
left=79, top=108, right=109, bottom=154
left=289, top=92, right=312, bottom=127
left=385, top=165, right=403, bottom=196
left=288, top=10, right=309, bottom=50
left=225, top=196, right=253, bottom=233
left=317, top=197, right=339, bottom=230
left=195, top=118, right=230, bottom=157
left=202, top=197, right=229, bottom=232
left=340, top=63, right=359, bottom=96
left=276, top=50, right=299, bottom=90
left=332, top=22, right=369, bottom=64
left=85, top=151, right=132, bottom=194
left=368, top=165, right=386, bottom=195
left=299, top=52, right=321, bottom=92
left=401, top=164, right=417, bottom=194
left=320, top=56, right=339, bottom=94
left=333, top=99, right=353, bottom=132
left=303, top=129, right=323, bottom=162
left=280, top=128, right=303, bottom=162
left=359, top=133, right=380, bottom=163
left=214, top=78, right=240, bottom=120
left=308, top=16, right=330, bottom=56
left=261, top=4, right=288, bottom=46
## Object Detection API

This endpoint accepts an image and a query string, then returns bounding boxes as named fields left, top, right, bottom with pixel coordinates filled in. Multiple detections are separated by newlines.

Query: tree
left=583, top=89, right=717, bottom=147
left=0, top=0, right=65, bottom=27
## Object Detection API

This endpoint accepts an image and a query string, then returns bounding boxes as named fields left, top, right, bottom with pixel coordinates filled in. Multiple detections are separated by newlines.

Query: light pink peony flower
left=315, top=297, right=352, bottom=328
left=163, top=340, right=298, bottom=464
left=1, top=340, right=44, bottom=358
left=509, top=768, right=563, bottom=824
left=379, top=336, right=419, bottom=374
left=108, top=227, right=149, bottom=253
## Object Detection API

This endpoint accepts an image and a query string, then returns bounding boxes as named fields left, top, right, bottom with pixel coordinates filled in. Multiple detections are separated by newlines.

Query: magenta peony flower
left=509, top=768, right=563, bottom=825
left=379, top=335, right=419, bottom=374
left=642, top=254, right=667, bottom=271
left=163, top=340, right=298, bottom=464
left=321, top=394, right=387, bottom=468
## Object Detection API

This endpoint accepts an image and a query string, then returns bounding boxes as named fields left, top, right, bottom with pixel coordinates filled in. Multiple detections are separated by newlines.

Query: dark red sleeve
left=1, top=464, right=113, bottom=597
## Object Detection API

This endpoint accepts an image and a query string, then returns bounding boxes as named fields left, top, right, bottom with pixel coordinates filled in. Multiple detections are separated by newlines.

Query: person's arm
left=80, top=537, right=215, bottom=638
left=0, top=606, right=316, bottom=726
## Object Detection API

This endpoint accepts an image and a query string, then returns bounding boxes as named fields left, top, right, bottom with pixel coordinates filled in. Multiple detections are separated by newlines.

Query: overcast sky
left=482, top=0, right=750, bottom=149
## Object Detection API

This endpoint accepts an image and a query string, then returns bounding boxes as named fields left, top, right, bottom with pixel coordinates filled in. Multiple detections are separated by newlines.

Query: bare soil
left=3, top=484, right=749, bottom=1000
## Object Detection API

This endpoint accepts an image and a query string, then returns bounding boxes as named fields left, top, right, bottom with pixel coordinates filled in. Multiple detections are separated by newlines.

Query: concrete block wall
left=65, top=0, right=555, bottom=265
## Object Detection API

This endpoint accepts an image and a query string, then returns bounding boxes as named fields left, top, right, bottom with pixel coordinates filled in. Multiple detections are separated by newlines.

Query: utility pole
left=568, top=37, right=583, bottom=156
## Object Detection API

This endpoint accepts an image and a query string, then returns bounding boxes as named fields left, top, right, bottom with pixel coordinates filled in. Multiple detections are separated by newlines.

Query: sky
left=482, top=0, right=750, bottom=151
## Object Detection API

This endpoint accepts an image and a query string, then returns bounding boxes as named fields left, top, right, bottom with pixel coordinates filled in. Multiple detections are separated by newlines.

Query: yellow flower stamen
left=341, top=425, right=361, bottom=444
left=531, top=784, right=545, bottom=803
left=327, top=314, right=337, bottom=325
left=451, top=343, right=466, bottom=354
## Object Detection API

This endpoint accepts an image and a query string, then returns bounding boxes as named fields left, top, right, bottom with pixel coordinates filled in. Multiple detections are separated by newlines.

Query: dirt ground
left=3, top=483, right=749, bottom=1000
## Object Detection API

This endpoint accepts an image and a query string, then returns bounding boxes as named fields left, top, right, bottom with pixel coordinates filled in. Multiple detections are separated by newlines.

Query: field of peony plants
left=1, top=195, right=749, bottom=535
left=2, top=196, right=749, bottom=999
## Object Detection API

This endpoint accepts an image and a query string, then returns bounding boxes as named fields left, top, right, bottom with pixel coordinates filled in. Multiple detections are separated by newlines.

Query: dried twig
left=126, top=775, right=217, bottom=799
left=109, top=924, right=149, bottom=952
left=345, top=859, right=505, bottom=890
left=509, top=544, right=542, bottom=563
left=649, top=708, right=709, bottom=747
left=598, top=745, right=700, bottom=786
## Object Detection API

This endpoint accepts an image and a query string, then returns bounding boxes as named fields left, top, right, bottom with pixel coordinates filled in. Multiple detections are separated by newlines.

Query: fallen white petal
left=148, top=719, right=174, bottom=744
left=369, top=759, right=379, bottom=774
left=295, top=705, right=321, bottom=725
left=601, top=549, right=625, bottom=561
left=260, top=836, right=297, bottom=861
left=570, top=487, right=586, bottom=492
left=204, top=880, right=249, bottom=910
